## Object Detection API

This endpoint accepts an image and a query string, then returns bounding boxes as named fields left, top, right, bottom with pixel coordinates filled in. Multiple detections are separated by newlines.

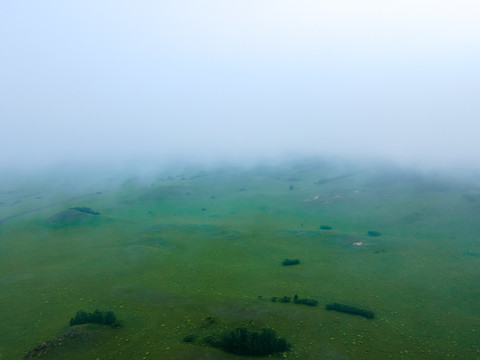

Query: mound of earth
left=25, top=326, right=90, bottom=359
left=46, top=208, right=99, bottom=225
left=69, top=207, right=100, bottom=215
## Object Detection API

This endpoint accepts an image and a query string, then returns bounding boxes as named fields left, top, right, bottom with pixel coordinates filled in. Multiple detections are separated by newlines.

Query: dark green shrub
left=320, top=225, right=332, bottom=230
left=367, top=231, right=381, bottom=237
left=282, top=259, right=300, bottom=266
left=104, top=311, right=117, bottom=325
left=70, top=310, right=88, bottom=325
left=221, top=328, right=290, bottom=356
left=326, top=302, right=374, bottom=319
left=69, top=309, right=117, bottom=326
left=293, top=295, right=318, bottom=306
left=271, top=296, right=291, bottom=303
left=183, top=334, right=196, bottom=343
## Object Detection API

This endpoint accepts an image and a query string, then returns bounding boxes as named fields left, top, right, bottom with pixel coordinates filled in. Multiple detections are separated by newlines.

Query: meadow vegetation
left=0, top=158, right=479, bottom=359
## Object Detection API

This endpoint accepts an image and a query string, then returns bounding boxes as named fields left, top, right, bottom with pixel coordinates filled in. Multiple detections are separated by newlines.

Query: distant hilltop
left=69, top=207, right=100, bottom=215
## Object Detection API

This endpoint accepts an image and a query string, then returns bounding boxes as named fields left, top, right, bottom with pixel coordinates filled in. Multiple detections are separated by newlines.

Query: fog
left=1, top=0, right=479, bottom=171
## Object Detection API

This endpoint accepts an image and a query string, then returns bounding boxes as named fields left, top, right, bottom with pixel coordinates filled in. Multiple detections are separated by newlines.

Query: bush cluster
left=282, top=259, right=300, bottom=266
left=271, top=295, right=318, bottom=307
left=221, top=327, right=290, bottom=356
left=325, top=302, right=374, bottom=319
left=319, top=225, right=333, bottom=230
left=69, top=309, right=117, bottom=326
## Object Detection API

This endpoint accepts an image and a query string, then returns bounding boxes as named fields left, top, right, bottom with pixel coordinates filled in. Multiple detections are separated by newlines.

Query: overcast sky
left=1, top=0, right=479, bottom=169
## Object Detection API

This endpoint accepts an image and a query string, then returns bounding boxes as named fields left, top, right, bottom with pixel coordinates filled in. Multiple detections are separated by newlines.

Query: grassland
left=1, top=158, right=479, bottom=359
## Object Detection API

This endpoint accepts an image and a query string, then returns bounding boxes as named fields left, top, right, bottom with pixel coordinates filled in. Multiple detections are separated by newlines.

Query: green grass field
left=1, top=158, right=479, bottom=359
